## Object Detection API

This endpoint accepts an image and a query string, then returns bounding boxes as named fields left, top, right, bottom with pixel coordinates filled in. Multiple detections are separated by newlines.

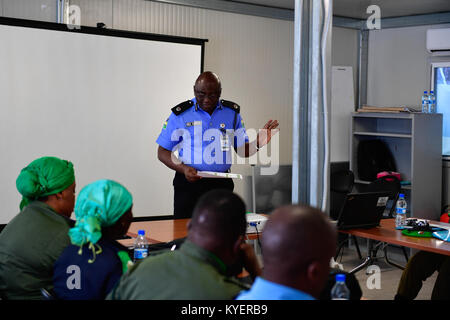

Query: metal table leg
left=349, top=239, right=375, bottom=274
left=384, top=246, right=405, bottom=270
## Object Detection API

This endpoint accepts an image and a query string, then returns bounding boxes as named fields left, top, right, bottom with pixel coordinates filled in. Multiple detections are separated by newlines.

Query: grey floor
left=335, top=238, right=438, bottom=300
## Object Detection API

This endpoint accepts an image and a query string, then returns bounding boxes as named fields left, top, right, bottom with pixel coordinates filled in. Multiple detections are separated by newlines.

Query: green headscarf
left=16, top=156, right=75, bottom=210
left=68, top=179, right=133, bottom=247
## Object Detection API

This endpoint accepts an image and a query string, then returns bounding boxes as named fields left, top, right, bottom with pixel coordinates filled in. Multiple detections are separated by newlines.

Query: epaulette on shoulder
left=220, top=99, right=240, bottom=113
left=171, top=100, right=194, bottom=115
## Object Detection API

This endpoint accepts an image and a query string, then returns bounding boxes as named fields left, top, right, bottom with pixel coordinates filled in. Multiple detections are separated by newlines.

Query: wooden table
left=340, top=218, right=450, bottom=274
left=119, top=218, right=262, bottom=247
left=127, top=219, right=190, bottom=244
left=119, top=218, right=262, bottom=279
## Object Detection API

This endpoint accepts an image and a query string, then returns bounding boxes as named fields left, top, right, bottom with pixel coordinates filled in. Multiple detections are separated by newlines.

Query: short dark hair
left=190, top=189, right=247, bottom=242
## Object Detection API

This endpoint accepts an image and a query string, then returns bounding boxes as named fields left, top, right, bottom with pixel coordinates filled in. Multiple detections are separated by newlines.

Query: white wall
left=367, top=23, right=450, bottom=108
left=2, top=0, right=56, bottom=22
left=331, top=27, right=359, bottom=162
left=331, top=26, right=359, bottom=106
left=366, top=23, right=450, bottom=208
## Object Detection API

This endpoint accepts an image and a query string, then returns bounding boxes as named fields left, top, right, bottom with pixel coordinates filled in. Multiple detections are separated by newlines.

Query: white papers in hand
left=197, top=171, right=243, bottom=180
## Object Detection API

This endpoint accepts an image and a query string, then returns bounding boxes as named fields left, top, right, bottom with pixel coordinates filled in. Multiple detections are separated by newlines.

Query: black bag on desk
left=357, top=139, right=397, bottom=181
left=148, top=237, right=186, bottom=256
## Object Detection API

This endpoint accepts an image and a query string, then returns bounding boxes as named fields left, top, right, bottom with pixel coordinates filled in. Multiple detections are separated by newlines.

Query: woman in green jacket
left=0, top=156, right=76, bottom=300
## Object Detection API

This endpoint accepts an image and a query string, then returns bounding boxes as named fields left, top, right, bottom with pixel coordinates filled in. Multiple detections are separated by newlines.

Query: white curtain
left=292, top=0, right=332, bottom=212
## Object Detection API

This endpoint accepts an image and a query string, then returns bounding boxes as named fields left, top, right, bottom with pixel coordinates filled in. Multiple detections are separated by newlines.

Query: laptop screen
left=336, top=191, right=392, bottom=230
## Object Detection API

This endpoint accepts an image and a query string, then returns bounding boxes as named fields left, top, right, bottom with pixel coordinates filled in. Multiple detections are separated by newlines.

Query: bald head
left=261, top=205, right=337, bottom=296
left=193, top=71, right=222, bottom=113
left=195, top=71, right=221, bottom=88
left=188, top=189, right=246, bottom=251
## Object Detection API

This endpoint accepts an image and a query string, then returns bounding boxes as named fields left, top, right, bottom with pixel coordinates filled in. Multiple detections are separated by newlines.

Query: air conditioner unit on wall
left=426, top=28, right=450, bottom=56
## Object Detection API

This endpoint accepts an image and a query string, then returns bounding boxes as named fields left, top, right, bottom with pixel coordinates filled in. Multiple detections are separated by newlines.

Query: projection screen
left=0, top=17, right=205, bottom=224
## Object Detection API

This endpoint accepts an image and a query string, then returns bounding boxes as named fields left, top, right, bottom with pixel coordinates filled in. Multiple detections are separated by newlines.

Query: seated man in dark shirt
left=53, top=179, right=133, bottom=300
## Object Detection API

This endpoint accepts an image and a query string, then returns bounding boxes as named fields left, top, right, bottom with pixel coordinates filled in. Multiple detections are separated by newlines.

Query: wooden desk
left=127, top=219, right=190, bottom=244
left=340, top=218, right=450, bottom=273
left=121, top=218, right=261, bottom=246
left=119, top=218, right=262, bottom=279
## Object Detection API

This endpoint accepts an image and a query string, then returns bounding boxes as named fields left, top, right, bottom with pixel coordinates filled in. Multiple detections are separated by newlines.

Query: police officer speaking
left=156, top=71, right=279, bottom=219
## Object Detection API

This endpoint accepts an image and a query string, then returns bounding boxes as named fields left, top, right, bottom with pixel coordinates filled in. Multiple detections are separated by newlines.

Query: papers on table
left=197, top=171, right=243, bottom=180
left=430, top=222, right=450, bottom=231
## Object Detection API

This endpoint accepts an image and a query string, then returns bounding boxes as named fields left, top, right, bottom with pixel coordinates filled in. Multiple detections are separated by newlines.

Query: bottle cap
left=336, top=274, right=346, bottom=282
left=399, top=193, right=404, bottom=198
left=430, top=90, right=434, bottom=93
left=138, top=230, right=145, bottom=236
left=424, top=91, right=428, bottom=94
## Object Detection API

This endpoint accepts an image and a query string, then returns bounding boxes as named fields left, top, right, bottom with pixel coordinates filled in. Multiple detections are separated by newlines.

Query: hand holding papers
left=197, top=171, right=243, bottom=180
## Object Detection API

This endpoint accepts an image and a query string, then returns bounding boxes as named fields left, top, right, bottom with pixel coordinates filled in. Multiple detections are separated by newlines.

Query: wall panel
left=70, top=0, right=113, bottom=27
left=2, top=0, right=56, bottom=22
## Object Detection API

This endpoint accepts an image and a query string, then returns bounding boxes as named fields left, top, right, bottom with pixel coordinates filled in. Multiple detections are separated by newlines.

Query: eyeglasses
left=194, top=89, right=220, bottom=100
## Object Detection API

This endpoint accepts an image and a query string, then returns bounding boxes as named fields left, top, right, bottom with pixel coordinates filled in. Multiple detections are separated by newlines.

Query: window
left=431, top=62, right=450, bottom=157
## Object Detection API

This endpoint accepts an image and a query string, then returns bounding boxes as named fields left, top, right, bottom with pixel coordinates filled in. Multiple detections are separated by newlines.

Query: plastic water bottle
left=421, top=91, right=429, bottom=113
left=331, top=274, right=350, bottom=300
left=133, top=230, right=148, bottom=262
left=428, top=90, right=436, bottom=113
left=395, top=193, right=407, bottom=229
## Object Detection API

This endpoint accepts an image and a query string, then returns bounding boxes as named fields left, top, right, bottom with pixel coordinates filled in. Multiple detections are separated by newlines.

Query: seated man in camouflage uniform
left=107, top=189, right=261, bottom=300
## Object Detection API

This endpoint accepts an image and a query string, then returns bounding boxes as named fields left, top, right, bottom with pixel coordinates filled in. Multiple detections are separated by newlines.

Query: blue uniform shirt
left=235, top=277, right=316, bottom=300
left=156, top=98, right=249, bottom=172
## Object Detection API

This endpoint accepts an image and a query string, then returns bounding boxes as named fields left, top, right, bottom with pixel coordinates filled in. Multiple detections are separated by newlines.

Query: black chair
left=366, top=175, right=401, bottom=218
left=364, top=175, right=409, bottom=269
left=331, top=170, right=362, bottom=260
left=330, top=170, right=355, bottom=220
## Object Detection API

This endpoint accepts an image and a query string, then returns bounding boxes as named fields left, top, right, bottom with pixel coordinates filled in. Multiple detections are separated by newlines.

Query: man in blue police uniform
left=156, top=71, right=279, bottom=219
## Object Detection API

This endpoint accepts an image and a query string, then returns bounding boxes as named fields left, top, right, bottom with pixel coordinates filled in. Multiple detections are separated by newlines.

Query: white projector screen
left=0, top=18, right=205, bottom=224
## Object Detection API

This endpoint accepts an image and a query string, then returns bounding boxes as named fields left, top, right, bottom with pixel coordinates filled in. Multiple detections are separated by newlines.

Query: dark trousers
left=395, top=250, right=450, bottom=300
left=173, top=172, right=234, bottom=219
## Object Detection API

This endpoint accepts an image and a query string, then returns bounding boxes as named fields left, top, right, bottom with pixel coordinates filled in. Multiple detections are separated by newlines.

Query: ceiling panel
left=225, top=0, right=294, bottom=10
left=224, top=0, right=450, bottom=19
left=333, top=0, right=450, bottom=19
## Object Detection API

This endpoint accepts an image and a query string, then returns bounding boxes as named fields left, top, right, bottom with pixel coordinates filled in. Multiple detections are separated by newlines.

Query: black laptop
left=335, top=191, right=392, bottom=230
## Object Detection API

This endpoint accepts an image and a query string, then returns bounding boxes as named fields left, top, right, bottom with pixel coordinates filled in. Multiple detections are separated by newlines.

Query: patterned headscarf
left=16, top=156, right=75, bottom=210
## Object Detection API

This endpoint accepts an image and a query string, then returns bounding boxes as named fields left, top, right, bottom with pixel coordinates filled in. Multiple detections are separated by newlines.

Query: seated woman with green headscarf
left=53, top=179, right=133, bottom=300
left=0, top=156, right=76, bottom=300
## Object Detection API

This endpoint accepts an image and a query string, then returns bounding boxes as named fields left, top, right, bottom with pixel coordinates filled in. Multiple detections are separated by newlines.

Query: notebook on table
left=334, top=191, right=392, bottom=230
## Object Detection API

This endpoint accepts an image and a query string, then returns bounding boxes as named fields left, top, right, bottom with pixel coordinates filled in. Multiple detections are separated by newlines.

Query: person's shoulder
left=97, top=238, right=121, bottom=254
left=54, top=243, right=79, bottom=264
left=171, top=100, right=195, bottom=116
left=224, top=276, right=252, bottom=290
left=220, top=99, right=240, bottom=113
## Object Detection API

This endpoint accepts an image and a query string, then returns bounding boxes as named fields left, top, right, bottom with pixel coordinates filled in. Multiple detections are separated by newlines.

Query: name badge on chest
left=186, top=121, right=202, bottom=127
left=220, top=132, right=231, bottom=152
